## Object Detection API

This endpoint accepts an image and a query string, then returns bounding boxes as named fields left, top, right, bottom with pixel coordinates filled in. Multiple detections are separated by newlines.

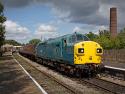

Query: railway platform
left=0, top=53, right=42, bottom=94
left=103, top=61, right=125, bottom=69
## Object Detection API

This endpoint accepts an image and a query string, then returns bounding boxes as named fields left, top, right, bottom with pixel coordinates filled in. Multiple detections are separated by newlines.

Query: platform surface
left=0, top=54, right=42, bottom=94
left=104, top=61, right=125, bottom=69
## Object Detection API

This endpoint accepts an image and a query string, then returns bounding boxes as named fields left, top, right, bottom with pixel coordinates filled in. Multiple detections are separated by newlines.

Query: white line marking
left=105, top=65, right=125, bottom=71
left=13, top=56, right=48, bottom=94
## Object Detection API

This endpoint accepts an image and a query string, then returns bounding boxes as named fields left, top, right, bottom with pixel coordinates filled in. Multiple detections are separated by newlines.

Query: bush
left=95, top=36, right=114, bottom=49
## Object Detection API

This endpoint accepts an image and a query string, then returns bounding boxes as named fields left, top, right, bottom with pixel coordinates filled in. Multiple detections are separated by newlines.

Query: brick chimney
left=110, top=7, right=117, bottom=38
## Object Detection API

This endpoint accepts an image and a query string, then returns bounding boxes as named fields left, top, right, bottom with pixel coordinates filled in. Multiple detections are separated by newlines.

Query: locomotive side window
left=69, top=35, right=76, bottom=43
left=72, top=35, right=76, bottom=42
left=63, top=39, right=67, bottom=47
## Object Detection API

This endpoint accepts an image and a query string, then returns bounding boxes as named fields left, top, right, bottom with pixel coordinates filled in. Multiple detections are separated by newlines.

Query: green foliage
left=0, top=25, right=5, bottom=45
left=0, top=2, right=6, bottom=46
left=113, top=38, right=121, bottom=49
left=93, top=29, right=125, bottom=49
left=29, top=39, right=41, bottom=46
left=5, top=40, right=22, bottom=46
left=0, top=2, right=6, bottom=56
left=99, top=30, right=110, bottom=38
left=116, top=28, right=125, bottom=48
left=95, top=35, right=114, bottom=49
left=0, top=2, right=3, bottom=13
left=87, top=30, right=113, bottom=49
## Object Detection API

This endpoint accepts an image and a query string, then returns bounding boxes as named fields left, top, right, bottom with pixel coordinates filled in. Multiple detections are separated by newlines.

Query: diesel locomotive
left=35, top=32, right=103, bottom=77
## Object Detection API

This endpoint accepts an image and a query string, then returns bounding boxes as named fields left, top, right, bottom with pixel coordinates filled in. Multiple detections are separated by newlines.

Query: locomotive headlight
left=97, top=48, right=102, bottom=53
left=78, top=48, right=84, bottom=53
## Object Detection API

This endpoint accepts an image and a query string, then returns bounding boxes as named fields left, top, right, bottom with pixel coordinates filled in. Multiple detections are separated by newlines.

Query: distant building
left=1, top=44, right=22, bottom=52
left=1, top=44, right=13, bottom=52
left=13, top=46, right=22, bottom=52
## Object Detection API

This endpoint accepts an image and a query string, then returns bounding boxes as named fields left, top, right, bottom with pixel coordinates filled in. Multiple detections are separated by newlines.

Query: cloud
left=4, top=20, right=59, bottom=43
left=4, top=20, right=108, bottom=43
left=49, top=0, right=125, bottom=29
left=1, top=0, right=32, bottom=8
left=37, top=24, right=57, bottom=32
left=34, top=24, right=58, bottom=40
left=73, top=27, right=82, bottom=33
left=4, top=20, right=32, bottom=43
left=73, top=25, right=108, bottom=34
left=2, top=0, right=125, bottom=30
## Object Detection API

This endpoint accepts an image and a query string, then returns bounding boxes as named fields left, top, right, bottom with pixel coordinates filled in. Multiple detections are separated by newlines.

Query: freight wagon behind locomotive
left=36, top=32, right=103, bottom=77
left=19, top=44, right=36, bottom=61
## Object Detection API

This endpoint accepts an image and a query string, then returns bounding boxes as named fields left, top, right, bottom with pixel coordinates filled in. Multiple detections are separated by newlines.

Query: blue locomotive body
left=23, top=32, right=103, bottom=77
left=19, top=32, right=104, bottom=77
left=36, top=34, right=74, bottom=65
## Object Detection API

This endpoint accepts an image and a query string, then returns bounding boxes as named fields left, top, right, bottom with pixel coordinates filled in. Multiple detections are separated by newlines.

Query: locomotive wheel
left=70, top=69, right=74, bottom=75
left=75, top=69, right=82, bottom=78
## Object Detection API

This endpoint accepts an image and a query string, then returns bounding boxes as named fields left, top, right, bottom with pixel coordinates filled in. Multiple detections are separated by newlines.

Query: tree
left=5, top=40, right=22, bottom=46
left=99, top=30, right=110, bottom=39
left=113, top=38, right=122, bottom=49
left=94, top=28, right=125, bottom=49
left=29, top=39, right=41, bottom=46
left=95, top=35, right=114, bottom=49
left=116, top=28, right=125, bottom=48
left=0, top=2, right=6, bottom=56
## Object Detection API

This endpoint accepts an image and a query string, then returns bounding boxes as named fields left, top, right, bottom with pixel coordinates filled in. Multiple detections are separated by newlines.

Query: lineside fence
left=103, top=49, right=125, bottom=63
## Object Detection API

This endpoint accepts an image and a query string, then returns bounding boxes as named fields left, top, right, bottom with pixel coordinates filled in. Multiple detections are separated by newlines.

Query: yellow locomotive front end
left=74, top=41, right=103, bottom=65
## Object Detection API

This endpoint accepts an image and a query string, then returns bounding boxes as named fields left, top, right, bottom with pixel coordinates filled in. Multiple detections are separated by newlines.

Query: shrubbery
left=0, top=2, right=6, bottom=56
left=86, top=29, right=125, bottom=49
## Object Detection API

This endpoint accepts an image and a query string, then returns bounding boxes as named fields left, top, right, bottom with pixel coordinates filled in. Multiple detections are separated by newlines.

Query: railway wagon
left=36, top=32, right=103, bottom=76
left=19, top=44, right=36, bottom=60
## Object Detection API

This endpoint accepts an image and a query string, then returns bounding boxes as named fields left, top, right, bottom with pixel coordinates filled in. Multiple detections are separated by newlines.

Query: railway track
left=104, top=66, right=125, bottom=80
left=16, top=53, right=125, bottom=94
left=76, top=77, right=125, bottom=94
left=13, top=53, right=82, bottom=94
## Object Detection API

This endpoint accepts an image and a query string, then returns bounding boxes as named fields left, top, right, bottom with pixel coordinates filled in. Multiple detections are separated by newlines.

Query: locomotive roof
left=37, top=32, right=88, bottom=45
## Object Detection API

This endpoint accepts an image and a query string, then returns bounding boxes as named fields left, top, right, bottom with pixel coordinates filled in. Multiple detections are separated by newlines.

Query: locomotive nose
left=74, top=41, right=103, bottom=65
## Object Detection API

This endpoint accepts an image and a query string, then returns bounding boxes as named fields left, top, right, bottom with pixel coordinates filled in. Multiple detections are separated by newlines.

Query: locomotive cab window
left=76, top=34, right=83, bottom=41
left=76, top=34, right=89, bottom=41
left=69, top=34, right=89, bottom=43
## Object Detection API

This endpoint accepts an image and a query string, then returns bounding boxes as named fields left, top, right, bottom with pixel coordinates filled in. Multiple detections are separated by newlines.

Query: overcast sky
left=1, top=0, right=125, bottom=43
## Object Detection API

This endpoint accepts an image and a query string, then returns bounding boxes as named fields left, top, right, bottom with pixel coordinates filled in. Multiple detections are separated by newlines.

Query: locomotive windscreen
left=69, top=33, right=89, bottom=43
left=76, top=34, right=89, bottom=41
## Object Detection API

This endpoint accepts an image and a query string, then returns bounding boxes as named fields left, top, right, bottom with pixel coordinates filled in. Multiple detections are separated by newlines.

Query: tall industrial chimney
left=110, top=7, right=117, bottom=38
